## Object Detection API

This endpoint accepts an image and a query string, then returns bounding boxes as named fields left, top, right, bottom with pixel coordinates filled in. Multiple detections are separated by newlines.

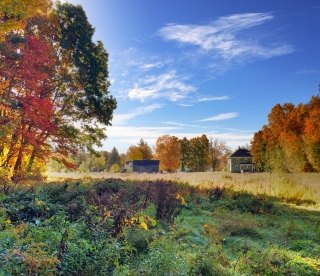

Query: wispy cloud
left=113, top=104, right=163, bottom=125
left=197, top=96, right=230, bottom=102
left=158, top=13, right=294, bottom=60
left=139, top=59, right=172, bottom=70
left=162, top=121, right=204, bottom=128
left=139, top=62, right=165, bottom=70
left=178, top=103, right=194, bottom=107
left=199, top=112, right=239, bottom=122
left=128, top=71, right=196, bottom=102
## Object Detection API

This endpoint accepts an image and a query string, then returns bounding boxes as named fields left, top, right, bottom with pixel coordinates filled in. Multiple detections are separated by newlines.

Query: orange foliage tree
left=251, top=95, right=320, bottom=172
left=155, top=135, right=180, bottom=172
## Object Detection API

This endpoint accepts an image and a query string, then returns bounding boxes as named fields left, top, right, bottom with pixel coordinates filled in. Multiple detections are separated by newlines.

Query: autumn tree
left=303, top=96, right=320, bottom=171
left=209, top=138, right=230, bottom=171
left=187, top=134, right=210, bottom=172
left=126, top=146, right=143, bottom=161
left=179, top=137, right=189, bottom=172
left=0, top=1, right=117, bottom=180
left=251, top=130, right=268, bottom=171
left=0, top=0, right=50, bottom=41
left=126, top=139, right=153, bottom=161
left=155, top=135, right=180, bottom=172
left=0, top=35, right=58, bottom=180
left=251, top=95, right=320, bottom=172
left=138, top=139, right=153, bottom=160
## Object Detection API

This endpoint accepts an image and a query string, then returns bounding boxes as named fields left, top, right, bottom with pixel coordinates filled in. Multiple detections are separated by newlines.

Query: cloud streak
left=197, top=96, right=230, bottom=102
left=199, top=112, right=239, bottom=122
left=158, top=13, right=294, bottom=60
left=128, top=71, right=196, bottom=102
left=162, top=121, right=204, bottom=128
left=113, top=104, right=163, bottom=125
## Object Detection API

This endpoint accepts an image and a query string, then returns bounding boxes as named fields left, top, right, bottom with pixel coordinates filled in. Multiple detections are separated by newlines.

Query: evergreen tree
left=179, top=137, right=189, bottom=171
left=107, top=147, right=120, bottom=171
left=138, top=139, right=153, bottom=160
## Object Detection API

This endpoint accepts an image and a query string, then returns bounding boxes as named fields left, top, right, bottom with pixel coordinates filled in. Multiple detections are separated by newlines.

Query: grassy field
left=1, top=177, right=319, bottom=275
left=47, top=172, right=320, bottom=206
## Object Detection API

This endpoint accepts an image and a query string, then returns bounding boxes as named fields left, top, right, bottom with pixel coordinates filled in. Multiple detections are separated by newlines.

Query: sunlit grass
left=46, top=171, right=320, bottom=206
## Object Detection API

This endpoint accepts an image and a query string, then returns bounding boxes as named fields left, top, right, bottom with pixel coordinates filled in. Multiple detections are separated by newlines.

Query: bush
left=110, top=163, right=120, bottom=173
left=213, top=208, right=261, bottom=238
left=238, top=247, right=320, bottom=275
left=226, top=192, right=274, bottom=214
left=58, top=239, right=123, bottom=275
left=189, top=246, right=231, bottom=276
left=153, top=181, right=182, bottom=222
left=124, top=228, right=154, bottom=254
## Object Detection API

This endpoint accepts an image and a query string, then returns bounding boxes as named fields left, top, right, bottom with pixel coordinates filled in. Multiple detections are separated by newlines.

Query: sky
left=61, top=0, right=320, bottom=153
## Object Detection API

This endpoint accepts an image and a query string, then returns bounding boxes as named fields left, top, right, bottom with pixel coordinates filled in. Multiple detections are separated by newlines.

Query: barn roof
left=229, top=148, right=252, bottom=158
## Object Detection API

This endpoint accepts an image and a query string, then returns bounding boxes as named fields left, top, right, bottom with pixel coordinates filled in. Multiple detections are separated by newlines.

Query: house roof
left=229, top=148, right=252, bottom=158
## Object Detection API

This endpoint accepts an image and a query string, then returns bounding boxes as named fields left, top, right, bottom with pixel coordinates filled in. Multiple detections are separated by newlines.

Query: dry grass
left=46, top=171, right=320, bottom=205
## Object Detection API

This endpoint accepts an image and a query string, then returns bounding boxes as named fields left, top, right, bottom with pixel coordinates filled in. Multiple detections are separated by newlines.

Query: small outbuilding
left=125, top=160, right=160, bottom=173
left=228, top=147, right=254, bottom=173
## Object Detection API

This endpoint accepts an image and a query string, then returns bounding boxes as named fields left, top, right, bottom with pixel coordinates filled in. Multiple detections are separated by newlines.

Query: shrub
left=124, top=227, right=154, bottom=254
left=189, top=246, right=231, bottom=276
left=110, top=163, right=120, bottom=173
left=154, top=182, right=181, bottom=222
left=238, top=247, right=320, bottom=275
left=214, top=208, right=261, bottom=238
left=133, top=237, right=190, bottom=275
left=58, top=239, right=123, bottom=275
left=231, top=192, right=274, bottom=214
left=209, top=187, right=226, bottom=201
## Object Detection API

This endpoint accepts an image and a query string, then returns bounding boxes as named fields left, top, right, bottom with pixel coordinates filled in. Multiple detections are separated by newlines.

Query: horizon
left=62, top=0, right=320, bottom=153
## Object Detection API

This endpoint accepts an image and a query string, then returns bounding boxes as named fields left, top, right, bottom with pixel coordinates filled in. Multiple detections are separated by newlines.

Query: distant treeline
left=49, top=147, right=125, bottom=173
left=49, top=136, right=231, bottom=173
left=251, top=95, right=320, bottom=172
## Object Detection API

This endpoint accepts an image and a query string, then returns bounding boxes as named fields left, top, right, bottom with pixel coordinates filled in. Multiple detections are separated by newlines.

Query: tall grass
left=46, top=171, right=320, bottom=206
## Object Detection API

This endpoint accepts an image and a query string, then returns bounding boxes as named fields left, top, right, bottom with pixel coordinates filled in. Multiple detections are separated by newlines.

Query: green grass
left=0, top=179, right=319, bottom=275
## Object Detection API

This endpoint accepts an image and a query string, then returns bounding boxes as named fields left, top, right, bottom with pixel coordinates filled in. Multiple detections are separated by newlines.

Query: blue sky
left=62, top=0, right=320, bottom=153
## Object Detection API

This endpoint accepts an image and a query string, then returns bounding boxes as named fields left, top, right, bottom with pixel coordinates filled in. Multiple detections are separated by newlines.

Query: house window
left=235, top=165, right=238, bottom=169
left=244, top=158, right=247, bottom=162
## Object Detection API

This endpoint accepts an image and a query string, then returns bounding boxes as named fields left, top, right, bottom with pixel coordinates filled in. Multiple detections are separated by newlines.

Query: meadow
left=47, top=172, right=320, bottom=206
left=1, top=173, right=319, bottom=275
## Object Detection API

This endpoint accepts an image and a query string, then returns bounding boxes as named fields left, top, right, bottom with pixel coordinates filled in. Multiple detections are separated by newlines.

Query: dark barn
left=132, top=160, right=160, bottom=173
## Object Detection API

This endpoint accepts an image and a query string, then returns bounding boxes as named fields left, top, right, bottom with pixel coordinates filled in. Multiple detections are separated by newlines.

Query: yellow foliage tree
left=0, top=0, right=51, bottom=40
left=155, top=135, right=180, bottom=172
left=126, top=146, right=143, bottom=161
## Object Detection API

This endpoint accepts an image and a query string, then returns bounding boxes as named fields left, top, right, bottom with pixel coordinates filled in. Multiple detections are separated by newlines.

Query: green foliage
left=238, top=247, right=320, bottom=275
left=189, top=246, right=231, bottom=276
left=187, top=134, right=210, bottom=172
left=107, top=147, right=121, bottom=171
left=0, top=179, right=319, bottom=275
left=179, top=137, right=189, bottom=172
left=110, top=163, right=120, bottom=173
left=56, top=3, right=116, bottom=126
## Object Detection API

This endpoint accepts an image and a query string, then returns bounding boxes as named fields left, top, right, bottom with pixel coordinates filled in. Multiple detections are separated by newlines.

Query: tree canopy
left=0, top=0, right=116, bottom=181
left=251, top=95, right=320, bottom=172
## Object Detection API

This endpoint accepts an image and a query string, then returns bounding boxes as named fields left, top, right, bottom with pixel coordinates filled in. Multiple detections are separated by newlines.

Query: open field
left=47, top=172, right=320, bottom=206
left=1, top=178, right=320, bottom=275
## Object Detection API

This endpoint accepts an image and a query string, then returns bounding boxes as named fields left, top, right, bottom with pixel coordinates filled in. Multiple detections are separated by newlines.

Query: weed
left=214, top=208, right=261, bottom=238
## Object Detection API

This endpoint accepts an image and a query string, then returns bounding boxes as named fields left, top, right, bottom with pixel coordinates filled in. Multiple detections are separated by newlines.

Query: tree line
left=251, top=95, right=320, bottom=172
left=49, top=136, right=231, bottom=173
left=0, top=1, right=116, bottom=181
left=156, top=134, right=231, bottom=172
